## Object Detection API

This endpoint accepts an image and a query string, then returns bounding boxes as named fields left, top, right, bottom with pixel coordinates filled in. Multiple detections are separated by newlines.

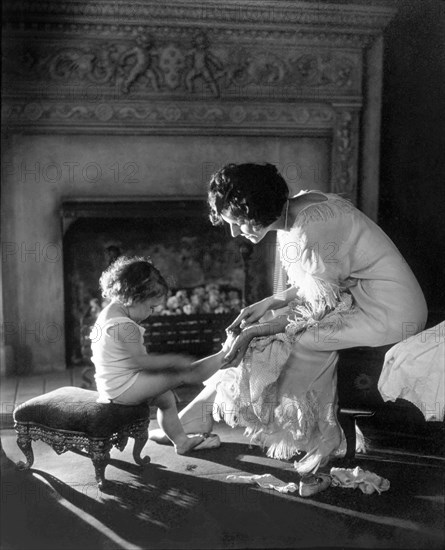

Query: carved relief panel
left=5, top=33, right=362, bottom=100
left=2, top=0, right=396, bottom=205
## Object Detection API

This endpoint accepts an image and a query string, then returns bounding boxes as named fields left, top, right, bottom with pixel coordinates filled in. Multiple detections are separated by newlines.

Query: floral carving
left=5, top=100, right=335, bottom=129
left=48, top=44, right=118, bottom=84
left=227, top=50, right=286, bottom=88
left=332, top=110, right=357, bottom=198
left=287, top=53, right=354, bottom=88
left=159, top=44, right=186, bottom=90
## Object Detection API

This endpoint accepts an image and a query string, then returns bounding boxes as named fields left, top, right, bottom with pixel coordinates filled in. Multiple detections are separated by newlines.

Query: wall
left=379, top=0, right=445, bottom=315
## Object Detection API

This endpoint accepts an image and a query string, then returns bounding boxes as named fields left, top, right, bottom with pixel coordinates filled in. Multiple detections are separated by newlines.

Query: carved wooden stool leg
left=133, top=426, right=150, bottom=466
left=16, top=425, right=34, bottom=470
left=90, top=440, right=111, bottom=490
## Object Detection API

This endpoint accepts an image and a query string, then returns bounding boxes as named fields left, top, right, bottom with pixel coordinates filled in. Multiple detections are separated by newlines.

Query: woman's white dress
left=209, top=192, right=427, bottom=474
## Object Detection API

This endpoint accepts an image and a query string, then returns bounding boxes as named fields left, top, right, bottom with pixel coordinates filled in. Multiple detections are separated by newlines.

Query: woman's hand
left=227, top=297, right=273, bottom=332
left=223, top=326, right=257, bottom=366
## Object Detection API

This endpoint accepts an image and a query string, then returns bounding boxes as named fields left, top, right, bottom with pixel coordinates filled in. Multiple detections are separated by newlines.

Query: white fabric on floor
left=378, top=321, right=445, bottom=421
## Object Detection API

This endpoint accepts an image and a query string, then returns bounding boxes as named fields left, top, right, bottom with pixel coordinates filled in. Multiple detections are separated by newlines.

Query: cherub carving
left=118, top=33, right=160, bottom=93
left=185, top=32, right=224, bottom=97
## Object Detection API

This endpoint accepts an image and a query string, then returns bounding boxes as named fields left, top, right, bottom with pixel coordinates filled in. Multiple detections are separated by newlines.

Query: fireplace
left=62, top=198, right=275, bottom=365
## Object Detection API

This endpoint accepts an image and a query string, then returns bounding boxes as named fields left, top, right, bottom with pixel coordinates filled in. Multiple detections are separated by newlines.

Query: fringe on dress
left=212, top=292, right=360, bottom=474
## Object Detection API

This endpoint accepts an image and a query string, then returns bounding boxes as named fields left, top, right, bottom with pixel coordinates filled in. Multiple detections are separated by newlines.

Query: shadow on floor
left=2, top=433, right=444, bottom=550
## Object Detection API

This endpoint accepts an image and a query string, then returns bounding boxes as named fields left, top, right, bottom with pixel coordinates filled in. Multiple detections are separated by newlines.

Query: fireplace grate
left=142, top=313, right=235, bottom=357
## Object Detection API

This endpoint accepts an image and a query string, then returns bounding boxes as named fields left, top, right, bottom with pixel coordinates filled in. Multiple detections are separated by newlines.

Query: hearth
left=62, top=198, right=275, bottom=365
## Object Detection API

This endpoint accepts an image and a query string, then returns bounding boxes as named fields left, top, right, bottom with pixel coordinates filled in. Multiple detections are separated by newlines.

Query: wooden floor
left=1, top=367, right=86, bottom=405
left=0, top=367, right=202, bottom=428
left=0, top=368, right=87, bottom=426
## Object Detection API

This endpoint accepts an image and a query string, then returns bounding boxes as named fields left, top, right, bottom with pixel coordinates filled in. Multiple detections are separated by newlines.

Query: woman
left=150, top=163, right=427, bottom=473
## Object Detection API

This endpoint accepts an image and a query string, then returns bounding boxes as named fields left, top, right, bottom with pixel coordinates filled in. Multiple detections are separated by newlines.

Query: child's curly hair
left=208, top=163, right=289, bottom=228
left=99, top=256, right=168, bottom=306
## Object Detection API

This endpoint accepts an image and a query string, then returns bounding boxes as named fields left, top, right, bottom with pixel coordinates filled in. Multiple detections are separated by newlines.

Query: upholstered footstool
left=13, top=386, right=151, bottom=489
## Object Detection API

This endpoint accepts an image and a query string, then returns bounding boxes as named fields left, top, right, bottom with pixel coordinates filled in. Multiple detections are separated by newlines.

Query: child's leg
left=114, top=379, right=205, bottom=454
left=149, top=336, right=238, bottom=444
left=185, top=349, right=226, bottom=385
left=111, top=370, right=185, bottom=405
left=149, top=384, right=217, bottom=444
left=152, top=391, right=204, bottom=455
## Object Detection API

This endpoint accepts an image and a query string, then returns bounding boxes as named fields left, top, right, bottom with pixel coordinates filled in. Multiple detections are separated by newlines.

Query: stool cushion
left=13, top=386, right=150, bottom=438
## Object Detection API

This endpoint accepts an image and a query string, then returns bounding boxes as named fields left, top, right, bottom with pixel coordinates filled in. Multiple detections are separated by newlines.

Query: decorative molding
left=1, top=1, right=395, bottom=136
left=2, top=100, right=338, bottom=132
left=331, top=109, right=360, bottom=201
left=2, top=0, right=398, bottom=32
left=4, top=34, right=361, bottom=99
left=3, top=22, right=379, bottom=49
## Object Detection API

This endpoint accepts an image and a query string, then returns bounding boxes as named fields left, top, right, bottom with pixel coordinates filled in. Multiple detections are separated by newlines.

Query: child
left=90, top=255, right=229, bottom=454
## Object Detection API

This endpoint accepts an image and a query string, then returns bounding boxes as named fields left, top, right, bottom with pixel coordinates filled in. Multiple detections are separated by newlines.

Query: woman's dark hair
left=208, top=163, right=289, bottom=227
left=99, top=256, right=168, bottom=306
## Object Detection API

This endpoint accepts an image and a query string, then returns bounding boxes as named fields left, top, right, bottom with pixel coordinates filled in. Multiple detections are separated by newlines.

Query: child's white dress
left=91, top=315, right=147, bottom=403
left=209, top=192, right=428, bottom=474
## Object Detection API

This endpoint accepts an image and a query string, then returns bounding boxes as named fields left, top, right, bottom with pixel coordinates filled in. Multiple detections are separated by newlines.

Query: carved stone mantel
left=2, top=0, right=396, bottom=210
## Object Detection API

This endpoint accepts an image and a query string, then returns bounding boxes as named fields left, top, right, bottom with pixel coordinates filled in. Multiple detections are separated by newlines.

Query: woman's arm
left=224, top=315, right=289, bottom=364
left=267, top=287, right=300, bottom=311
left=227, top=287, right=299, bottom=331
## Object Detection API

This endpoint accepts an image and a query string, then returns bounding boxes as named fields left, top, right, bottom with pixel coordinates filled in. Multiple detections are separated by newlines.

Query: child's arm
left=129, top=352, right=194, bottom=372
left=103, top=320, right=195, bottom=372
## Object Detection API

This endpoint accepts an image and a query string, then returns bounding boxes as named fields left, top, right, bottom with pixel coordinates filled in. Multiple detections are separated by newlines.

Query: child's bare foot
left=174, top=435, right=205, bottom=455
left=149, top=413, right=214, bottom=445
left=149, top=429, right=171, bottom=445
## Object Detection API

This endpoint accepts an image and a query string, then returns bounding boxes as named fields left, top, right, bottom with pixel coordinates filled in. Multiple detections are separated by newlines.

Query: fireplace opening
left=62, top=199, right=275, bottom=366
